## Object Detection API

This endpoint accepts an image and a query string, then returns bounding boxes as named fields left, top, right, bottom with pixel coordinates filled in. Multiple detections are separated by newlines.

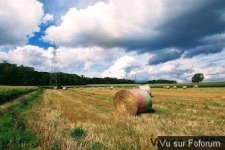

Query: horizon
left=1, top=0, right=225, bottom=83
left=2, top=61, right=225, bottom=84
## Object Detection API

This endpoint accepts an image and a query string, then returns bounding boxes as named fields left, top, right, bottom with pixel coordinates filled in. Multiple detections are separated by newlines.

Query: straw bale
left=183, top=86, right=187, bottom=89
left=138, top=84, right=152, bottom=96
left=113, top=89, right=152, bottom=115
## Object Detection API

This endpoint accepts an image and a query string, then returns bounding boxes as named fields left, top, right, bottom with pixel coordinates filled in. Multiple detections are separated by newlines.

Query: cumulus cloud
left=0, top=0, right=44, bottom=46
left=0, top=45, right=125, bottom=77
left=101, top=56, right=136, bottom=79
left=58, top=46, right=125, bottom=75
left=44, top=0, right=225, bottom=61
left=1, top=45, right=225, bottom=82
left=102, top=48, right=225, bottom=82
left=0, top=45, right=51, bottom=71
left=44, top=0, right=164, bottom=47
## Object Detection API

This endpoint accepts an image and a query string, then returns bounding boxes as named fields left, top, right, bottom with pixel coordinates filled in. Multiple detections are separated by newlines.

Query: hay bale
left=53, top=86, right=57, bottom=89
left=193, top=85, right=198, bottom=88
left=138, top=84, right=152, bottom=96
left=166, top=86, right=170, bottom=89
left=110, top=86, right=114, bottom=90
left=113, top=89, right=152, bottom=115
left=182, top=86, right=187, bottom=89
left=62, top=86, right=67, bottom=90
left=173, top=86, right=177, bottom=89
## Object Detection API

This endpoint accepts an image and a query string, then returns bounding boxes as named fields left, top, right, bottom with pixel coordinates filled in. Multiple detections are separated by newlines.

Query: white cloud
left=0, top=45, right=125, bottom=77
left=1, top=45, right=225, bottom=82
left=43, top=0, right=215, bottom=49
left=102, top=55, right=136, bottom=79
left=42, top=13, right=54, bottom=24
left=101, top=52, right=150, bottom=79
left=58, top=46, right=125, bottom=75
left=101, top=48, right=225, bottom=82
left=44, top=0, right=164, bottom=47
left=0, top=0, right=44, bottom=46
left=0, top=45, right=51, bottom=71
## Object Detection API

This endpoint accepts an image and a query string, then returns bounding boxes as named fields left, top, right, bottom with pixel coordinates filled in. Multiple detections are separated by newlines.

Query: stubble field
left=22, top=87, right=225, bottom=150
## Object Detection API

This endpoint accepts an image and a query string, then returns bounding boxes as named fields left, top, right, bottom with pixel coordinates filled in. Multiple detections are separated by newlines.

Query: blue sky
left=0, top=0, right=225, bottom=82
left=28, top=23, right=52, bottom=49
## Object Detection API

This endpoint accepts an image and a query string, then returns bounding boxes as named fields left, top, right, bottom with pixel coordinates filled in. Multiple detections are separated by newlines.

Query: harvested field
left=24, top=88, right=225, bottom=149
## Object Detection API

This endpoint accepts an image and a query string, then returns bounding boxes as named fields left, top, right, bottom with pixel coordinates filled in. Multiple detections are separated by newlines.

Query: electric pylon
left=50, top=47, right=61, bottom=89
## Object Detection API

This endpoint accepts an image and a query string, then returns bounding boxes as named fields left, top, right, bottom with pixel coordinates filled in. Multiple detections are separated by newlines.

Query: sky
left=0, top=0, right=225, bottom=82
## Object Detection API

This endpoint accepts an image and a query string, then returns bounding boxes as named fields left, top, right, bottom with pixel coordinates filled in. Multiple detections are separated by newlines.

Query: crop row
left=0, top=88, right=37, bottom=104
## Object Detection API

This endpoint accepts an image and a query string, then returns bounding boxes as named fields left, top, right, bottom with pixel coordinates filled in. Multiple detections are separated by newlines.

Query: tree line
left=146, top=79, right=177, bottom=84
left=0, top=62, right=179, bottom=86
left=0, top=62, right=134, bottom=86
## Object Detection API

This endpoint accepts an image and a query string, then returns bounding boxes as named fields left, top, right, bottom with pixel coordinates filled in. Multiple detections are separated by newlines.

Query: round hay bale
left=113, top=89, right=152, bottom=115
left=138, top=84, right=152, bottom=96
left=182, top=86, right=187, bottom=89
left=62, top=86, right=67, bottom=90
left=166, top=86, right=170, bottom=89
left=193, top=85, right=198, bottom=88
left=110, top=86, right=114, bottom=90
left=173, top=86, right=177, bottom=89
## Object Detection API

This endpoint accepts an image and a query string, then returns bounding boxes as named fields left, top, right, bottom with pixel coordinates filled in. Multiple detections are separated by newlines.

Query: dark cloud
left=144, top=1, right=225, bottom=64
left=148, top=48, right=182, bottom=65
left=87, top=0, right=225, bottom=53
left=125, top=1, right=225, bottom=51
left=108, top=1, right=224, bottom=59
left=183, top=43, right=225, bottom=58
left=149, top=0, right=225, bottom=49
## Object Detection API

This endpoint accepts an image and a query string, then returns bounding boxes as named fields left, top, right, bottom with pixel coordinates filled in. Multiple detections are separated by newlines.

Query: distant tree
left=192, top=73, right=204, bottom=83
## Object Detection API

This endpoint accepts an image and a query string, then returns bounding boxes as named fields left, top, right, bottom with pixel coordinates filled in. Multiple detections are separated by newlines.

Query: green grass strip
left=0, top=88, right=37, bottom=104
left=0, top=88, right=43, bottom=150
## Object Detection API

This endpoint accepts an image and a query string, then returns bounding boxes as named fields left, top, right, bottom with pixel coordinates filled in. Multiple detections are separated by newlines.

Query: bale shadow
left=137, top=108, right=156, bottom=116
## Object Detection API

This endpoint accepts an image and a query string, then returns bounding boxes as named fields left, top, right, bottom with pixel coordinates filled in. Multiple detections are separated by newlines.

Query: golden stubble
left=24, top=88, right=225, bottom=150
